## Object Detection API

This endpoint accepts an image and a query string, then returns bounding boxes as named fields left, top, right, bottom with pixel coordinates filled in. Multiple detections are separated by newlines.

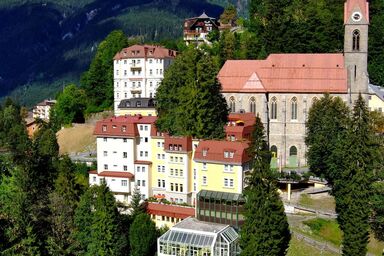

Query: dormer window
left=102, top=125, right=107, bottom=132
left=202, top=149, right=208, bottom=156
left=229, top=152, right=234, bottom=158
left=122, top=125, right=126, bottom=132
left=136, top=101, right=141, bottom=107
left=224, top=151, right=229, bottom=158
left=112, top=125, right=117, bottom=129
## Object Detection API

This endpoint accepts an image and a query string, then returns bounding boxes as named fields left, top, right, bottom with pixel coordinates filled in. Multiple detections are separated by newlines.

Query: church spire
left=344, top=0, right=369, bottom=25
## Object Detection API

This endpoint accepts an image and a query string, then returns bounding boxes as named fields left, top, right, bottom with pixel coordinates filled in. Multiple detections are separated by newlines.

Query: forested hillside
left=0, top=0, right=224, bottom=106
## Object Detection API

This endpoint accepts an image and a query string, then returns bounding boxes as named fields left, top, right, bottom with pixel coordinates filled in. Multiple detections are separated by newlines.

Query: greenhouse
left=157, top=217, right=240, bottom=256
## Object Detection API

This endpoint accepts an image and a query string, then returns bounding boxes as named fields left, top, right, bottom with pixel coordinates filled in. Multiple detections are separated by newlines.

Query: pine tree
left=240, top=116, right=290, bottom=256
left=129, top=185, right=145, bottom=219
left=156, top=47, right=228, bottom=139
left=129, top=213, right=158, bottom=256
left=305, top=94, right=350, bottom=181
left=331, top=95, right=376, bottom=255
left=47, top=156, right=81, bottom=255
left=72, top=184, right=126, bottom=255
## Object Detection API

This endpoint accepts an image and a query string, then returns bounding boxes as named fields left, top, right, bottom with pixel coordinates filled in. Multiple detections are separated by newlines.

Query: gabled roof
left=218, top=54, right=347, bottom=93
left=194, top=140, right=250, bottom=165
left=147, top=203, right=195, bottom=219
left=114, top=44, right=176, bottom=60
left=89, top=170, right=134, bottom=179
left=369, top=84, right=384, bottom=101
left=94, top=115, right=157, bottom=137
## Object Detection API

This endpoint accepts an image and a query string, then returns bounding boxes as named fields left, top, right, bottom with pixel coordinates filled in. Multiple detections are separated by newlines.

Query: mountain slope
left=0, top=0, right=224, bottom=106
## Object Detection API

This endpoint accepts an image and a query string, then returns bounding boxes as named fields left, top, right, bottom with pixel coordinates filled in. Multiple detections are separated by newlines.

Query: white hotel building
left=113, top=45, right=176, bottom=114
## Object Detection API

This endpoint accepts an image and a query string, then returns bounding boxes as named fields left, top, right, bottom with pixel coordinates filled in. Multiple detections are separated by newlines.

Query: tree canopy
left=155, top=47, right=228, bottom=139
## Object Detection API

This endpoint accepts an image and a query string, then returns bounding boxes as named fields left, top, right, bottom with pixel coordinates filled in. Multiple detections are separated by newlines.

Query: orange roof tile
left=134, top=160, right=152, bottom=165
left=98, top=171, right=134, bottom=179
left=94, top=115, right=157, bottom=137
left=114, top=45, right=176, bottom=60
left=194, top=140, right=250, bottom=164
left=218, top=54, right=348, bottom=93
left=146, top=202, right=195, bottom=219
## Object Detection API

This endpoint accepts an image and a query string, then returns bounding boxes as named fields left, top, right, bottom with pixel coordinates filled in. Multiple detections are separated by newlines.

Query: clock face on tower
left=352, top=11, right=362, bottom=22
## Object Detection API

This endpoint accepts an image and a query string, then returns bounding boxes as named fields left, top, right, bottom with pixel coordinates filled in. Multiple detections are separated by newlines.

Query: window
left=271, top=145, right=278, bottom=158
left=124, top=82, right=127, bottom=87
left=202, top=176, right=207, bottom=185
left=352, top=29, right=360, bottom=51
left=123, top=138, right=127, bottom=143
left=150, top=81, right=153, bottom=87
left=291, top=97, right=298, bottom=120
left=144, top=137, right=148, bottom=143
left=93, top=176, right=96, bottom=182
left=123, top=165, right=128, bottom=171
left=102, top=125, right=107, bottom=132
left=157, top=165, right=161, bottom=172
left=139, top=125, right=143, bottom=131
left=121, top=180, right=128, bottom=186
left=224, top=178, right=234, bottom=188
left=179, top=157, right=183, bottom=162
left=104, top=164, right=108, bottom=170
left=124, top=70, right=127, bottom=76
left=158, top=179, right=161, bottom=187
left=193, top=169, right=196, bottom=179
left=137, top=180, right=141, bottom=186
left=145, top=151, right=148, bottom=157
left=136, top=166, right=140, bottom=172
left=144, top=125, right=148, bottom=131
left=157, top=142, right=161, bottom=147
left=229, top=152, right=234, bottom=158
left=271, top=97, right=277, bottom=120
left=162, top=154, right=165, bottom=159
left=140, top=151, right=143, bottom=157
left=175, top=183, right=179, bottom=192
left=162, top=180, right=165, bottom=188
left=103, top=151, right=107, bottom=157
left=142, top=167, right=145, bottom=172
left=122, top=125, right=126, bottom=132
left=162, top=166, right=165, bottom=172
left=116, top=92, right=119, bottom=99
left=149, top=69, right=153, bottom=75
left=170, top=169, right=174, bottom=175
left=202, top=149, right=208, bottom=156
left=202, top=163, right=207, bottom=170
left=194, top=183, right=197, bottom=191
left=224, top=178, right=228, bottom=187
left=103, top=138, right=107, bottom=142
left=175, top=169, right=178, bottom=176
left=229, top=179, right=234, bottom=187
left=249, top=97, right=256, bottom=113
left=290, top=146, right=298, bottom=157
left=229, top=96, right=235, bottom=113
left=170, top=183, right=174, bottom=191
left=123, top=152, right=127, bottom=158
left=224, top=151, right=229, bottom=158
left=142, top=180, right=146, bottom=187
left=157, top=154, right=160, bottom=159
left=180, top=170, right=183, bottom=176
left=170, top=156, right=174, bottom=162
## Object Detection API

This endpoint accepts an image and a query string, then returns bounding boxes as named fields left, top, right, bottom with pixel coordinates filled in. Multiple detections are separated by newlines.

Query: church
left=217, top=0, right=375, bottom=168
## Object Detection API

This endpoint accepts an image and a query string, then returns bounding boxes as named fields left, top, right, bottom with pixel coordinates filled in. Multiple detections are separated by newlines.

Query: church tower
left=344, top=0, right=369, bottom=101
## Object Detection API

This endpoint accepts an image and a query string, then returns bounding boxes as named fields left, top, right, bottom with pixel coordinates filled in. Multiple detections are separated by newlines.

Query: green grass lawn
left=287, top=236, right=339, bottom=256
left=301, top=218, right=384, bottom=255
left=299, top=194, right=336, bottom=212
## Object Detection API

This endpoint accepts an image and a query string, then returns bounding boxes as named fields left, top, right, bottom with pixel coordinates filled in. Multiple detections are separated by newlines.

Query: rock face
left=0, top=0, right=224, bottom=104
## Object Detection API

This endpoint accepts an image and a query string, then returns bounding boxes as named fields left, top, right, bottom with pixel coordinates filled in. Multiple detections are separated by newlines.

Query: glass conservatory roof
left=198, top=190, right=245, bottom=203
left=159, top=229, right=215, bottom=248
left=220, top=227, right=239, bottom=243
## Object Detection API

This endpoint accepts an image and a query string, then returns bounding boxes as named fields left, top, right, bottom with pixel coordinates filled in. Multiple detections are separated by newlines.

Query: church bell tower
left=344, top=0, right=369, bottom=101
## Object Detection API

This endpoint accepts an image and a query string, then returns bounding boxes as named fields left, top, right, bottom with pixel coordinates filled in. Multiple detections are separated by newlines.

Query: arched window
left=291, top=97, right=298, bottom=120
left=289, top=146, right=297, bottom=156
left=229, top=97, right=236, bottom=113
left=270, top=97, right=277, bottom=120
left=249, top=97, right=256, bottom=114
left=270, top=145, right=278, bottom=158
left=352, top=30, right=360, bottom=51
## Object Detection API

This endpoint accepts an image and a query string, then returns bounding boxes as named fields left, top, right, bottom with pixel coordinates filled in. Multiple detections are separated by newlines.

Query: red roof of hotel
left=114, top=45, right=176, bottom=60
left=194, top=140, right=250, bottom=165
left=134, top=160, right=152, bottom=165
left=344, top=0, right=369, bottom=24
left=218, top=54, right=348, bottom=93
left=147, top=202, right=195, bottom=219
left=88, top=170, right=134, bottom=179
left=94, top=115, right=157, bottom=137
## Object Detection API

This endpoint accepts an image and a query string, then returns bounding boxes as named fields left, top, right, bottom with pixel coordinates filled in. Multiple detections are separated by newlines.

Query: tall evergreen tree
left=305, top=94, right=350, bottom=181
left=156, top=47, right=228, bottom=139
left=47, top=156, right=81, bottom=255
left=240, top=116, right=290, bottom=256
left=81, top=30, right=128, bottom=112
left=72, top=184, right=126, bottom=255
left=129, top=185, right=146, bottom=220
left=129, top=213, right=158, bottom=256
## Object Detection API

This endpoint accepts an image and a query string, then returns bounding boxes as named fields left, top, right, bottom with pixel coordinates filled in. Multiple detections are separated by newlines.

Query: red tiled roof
left=98, top=171, right=134, bottom=179
left=134, top=160, right=152, bottom=165
left=344, top=0, right=369, bottom=24
left=164, top=135, right=192, bottom=152
left=218, top=54, right=348, bottom=93
left=194, top=140, right=250, bottom=165
left=94, top=115, right=157, bottom=137
left=114, top=45, right=176, bottom=60
left=147, top=202, right=195, bottom=219
left=89, top=170, right=97, bottom=175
